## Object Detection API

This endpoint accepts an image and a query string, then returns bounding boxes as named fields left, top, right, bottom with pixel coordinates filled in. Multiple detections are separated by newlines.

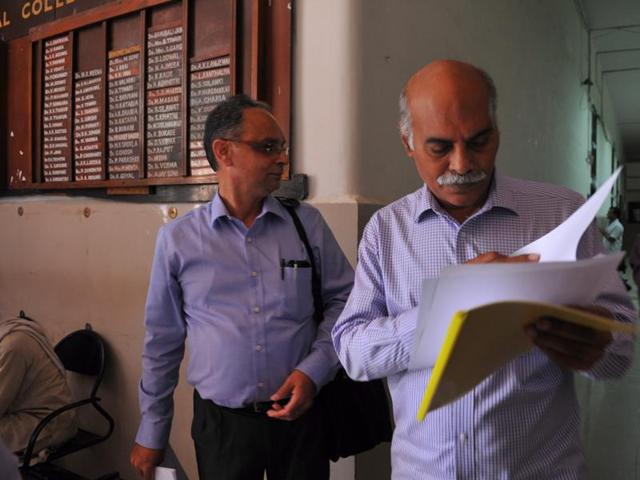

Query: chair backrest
left=20, top=325, right=115, bottom=472
left=54, top=328, right=106, bottom=398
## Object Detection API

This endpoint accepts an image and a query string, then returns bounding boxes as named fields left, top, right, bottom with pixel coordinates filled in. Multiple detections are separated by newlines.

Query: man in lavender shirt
left=130, top=95, right=354, bottom=479
left=332, top=60, right=635, bottom=479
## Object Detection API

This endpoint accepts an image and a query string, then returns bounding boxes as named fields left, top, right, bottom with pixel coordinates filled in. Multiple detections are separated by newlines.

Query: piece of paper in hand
left=154, top=467, right=177, bottom=480
left=512, top=166, right=622, bottom=262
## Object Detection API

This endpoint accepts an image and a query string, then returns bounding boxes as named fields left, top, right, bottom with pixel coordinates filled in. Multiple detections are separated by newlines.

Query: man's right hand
left=466, top=252, right=540, bottom=264
left=130, top=443, right=164, bottom=480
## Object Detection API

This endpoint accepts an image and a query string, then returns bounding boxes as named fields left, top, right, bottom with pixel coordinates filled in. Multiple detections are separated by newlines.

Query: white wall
left=293, top=0, right=359, bottom=203
left=296, top=0, right=601, bottom=205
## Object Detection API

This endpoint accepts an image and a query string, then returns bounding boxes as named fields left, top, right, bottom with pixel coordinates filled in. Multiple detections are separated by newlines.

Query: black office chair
left=19, top=322, right=117, bottom=480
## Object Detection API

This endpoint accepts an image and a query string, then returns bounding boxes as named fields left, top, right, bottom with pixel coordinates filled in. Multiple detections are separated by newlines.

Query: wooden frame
left=0, top=41, right=5, bottom=190
left=2, top=0, right=292, bottom=194
left=6, top=36, right=33, bottom=189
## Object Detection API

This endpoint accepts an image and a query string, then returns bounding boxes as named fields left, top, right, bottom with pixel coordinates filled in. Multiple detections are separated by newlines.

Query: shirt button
left=459, top=433, right=468, bottom=443
left=252, top=306, right=261, bottom=313
left=251, top=271, right=258, bottom=277
left=247, top=237, right=253, bottom=244
left=255, top=344, right=263, bottom=351
left=257, top=382, right=264, bottom=388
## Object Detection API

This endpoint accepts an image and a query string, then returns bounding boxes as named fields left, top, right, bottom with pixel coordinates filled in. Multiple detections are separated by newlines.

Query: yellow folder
left=416, top=301, right=637, bottom=421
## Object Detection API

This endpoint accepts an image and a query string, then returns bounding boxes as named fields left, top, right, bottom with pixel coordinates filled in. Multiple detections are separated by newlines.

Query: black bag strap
left=276, top=197, right=324, bottom=324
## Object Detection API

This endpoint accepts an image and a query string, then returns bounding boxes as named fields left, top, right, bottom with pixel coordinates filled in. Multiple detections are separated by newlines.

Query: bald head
left=399, top=60, right=497, bottom=149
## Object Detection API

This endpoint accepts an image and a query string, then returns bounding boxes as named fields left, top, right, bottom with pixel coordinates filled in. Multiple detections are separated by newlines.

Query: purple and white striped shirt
left=332, top=170, right=635, bottom=479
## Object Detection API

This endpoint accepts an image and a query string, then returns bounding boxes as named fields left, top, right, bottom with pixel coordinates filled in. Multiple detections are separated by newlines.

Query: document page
left=409, top=252, right=624, bottom=369
left=513, top=166, right=621, bottom=261
left=416, top=300, right=636, bottom=419
left=155, top=467, right=178, bottom=480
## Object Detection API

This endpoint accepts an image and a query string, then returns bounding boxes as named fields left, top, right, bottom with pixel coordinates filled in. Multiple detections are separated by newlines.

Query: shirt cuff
left=295, top=348, right=340, bottom=391
left=135, top=416, right=172, bottom=450
left=583, top=330, right=634, bottom=380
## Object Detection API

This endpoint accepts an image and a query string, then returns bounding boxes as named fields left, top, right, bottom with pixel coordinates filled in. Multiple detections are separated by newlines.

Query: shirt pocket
left=277, top=264, right=315, bottom=320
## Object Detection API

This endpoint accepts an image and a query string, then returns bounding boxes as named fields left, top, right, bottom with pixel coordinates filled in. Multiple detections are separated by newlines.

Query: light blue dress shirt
left=333, top=171, right=635, bottom=479
left=136, top=194, right=354, bottom=449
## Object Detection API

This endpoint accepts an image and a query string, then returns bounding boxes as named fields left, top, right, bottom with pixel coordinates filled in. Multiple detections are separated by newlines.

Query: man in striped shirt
left=332, top=60, right=635, bottom=479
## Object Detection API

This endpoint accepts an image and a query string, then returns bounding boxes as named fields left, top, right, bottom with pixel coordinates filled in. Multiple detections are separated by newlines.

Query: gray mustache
left=436, top=170, right=488, bottom=186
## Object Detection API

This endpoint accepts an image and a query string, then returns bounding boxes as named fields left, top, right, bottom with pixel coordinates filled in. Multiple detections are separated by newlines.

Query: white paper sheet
left=512, top=167, right=622, bottom=262
left=409, top=252, right=624, bottom=369
left=155, top=467, right=178, bottom=480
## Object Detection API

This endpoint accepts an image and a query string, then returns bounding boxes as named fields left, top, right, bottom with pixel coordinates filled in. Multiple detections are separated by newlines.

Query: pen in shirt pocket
left=280, top=259, right=311, bottom=279
left=287, top=260, right=311, bottom=268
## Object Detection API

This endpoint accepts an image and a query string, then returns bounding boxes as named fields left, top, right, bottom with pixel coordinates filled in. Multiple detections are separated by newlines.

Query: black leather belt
left=221, top=398, right=290, bottom=415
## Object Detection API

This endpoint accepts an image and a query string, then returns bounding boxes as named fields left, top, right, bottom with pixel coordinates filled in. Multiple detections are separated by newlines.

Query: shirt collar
left=210, top=193, right=288, bottom=227
left=413, top=169, right=519, bottom=223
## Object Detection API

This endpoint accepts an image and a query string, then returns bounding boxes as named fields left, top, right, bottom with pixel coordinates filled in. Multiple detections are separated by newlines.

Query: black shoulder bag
left=278, top=198, right=393, bottom=461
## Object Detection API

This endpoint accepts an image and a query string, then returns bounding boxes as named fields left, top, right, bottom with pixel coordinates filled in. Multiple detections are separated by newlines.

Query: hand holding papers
left=410, top=252, right=626, bottom=370
left=416, top=301, right=636, bottom=421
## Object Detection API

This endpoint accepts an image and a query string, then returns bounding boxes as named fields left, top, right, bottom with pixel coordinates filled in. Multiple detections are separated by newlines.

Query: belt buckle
left=251, top=401, right=268, bottom=413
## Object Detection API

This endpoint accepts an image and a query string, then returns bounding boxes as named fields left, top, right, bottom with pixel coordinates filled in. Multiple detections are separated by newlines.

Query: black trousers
left=191, top=390, right=329, bottom=480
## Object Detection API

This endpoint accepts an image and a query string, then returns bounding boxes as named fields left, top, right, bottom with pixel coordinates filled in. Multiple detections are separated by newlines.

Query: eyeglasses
left=221, top=138, right=289, bottom=158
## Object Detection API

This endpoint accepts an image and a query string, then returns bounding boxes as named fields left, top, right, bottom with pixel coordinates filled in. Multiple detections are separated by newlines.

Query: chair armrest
left=21, top=397, right=99, bottom=465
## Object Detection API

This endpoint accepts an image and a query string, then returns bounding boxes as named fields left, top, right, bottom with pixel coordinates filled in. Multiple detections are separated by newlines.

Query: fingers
left=268, top=370, right=315, bottom=421
left=268, top=380, right=308, bottom=420
left=533, top=344, right=600, bottom=371
left=130, top=444, right=163, bottom=480
left=270, top=378, right=293, bottom=402
left=267, top=395, right=302, bottom=420
left=466, top=252, right=540, bottom=264
left=507, top=253, right=540, bottom=263
left=130, top=458, right=156, bottom=480
left=530, top=317, right=612, bottom=347
left=525, top=317, right=612, bottom=370
left=267, top=388, right=313, bottom=421
left=530, top=340, right=606, bottom=370
left=268, top=377, right=297, bottom=420
left=143, top=466, right=156, bottom=480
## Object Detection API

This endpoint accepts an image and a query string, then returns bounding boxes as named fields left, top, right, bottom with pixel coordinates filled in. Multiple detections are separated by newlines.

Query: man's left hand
left=525, top=305, right=613, bottom=371
left=267, top=369, right=317, bottom=421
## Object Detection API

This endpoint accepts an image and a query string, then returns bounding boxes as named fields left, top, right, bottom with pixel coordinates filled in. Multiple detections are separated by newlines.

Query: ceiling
left=579, top=0, right=640, bottom=162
